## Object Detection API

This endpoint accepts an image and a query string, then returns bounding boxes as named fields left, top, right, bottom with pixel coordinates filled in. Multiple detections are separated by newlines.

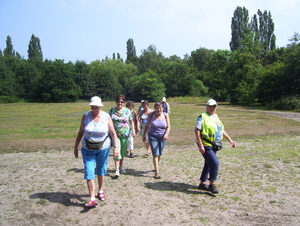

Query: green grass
left=0, top=97, right=300, bottom=152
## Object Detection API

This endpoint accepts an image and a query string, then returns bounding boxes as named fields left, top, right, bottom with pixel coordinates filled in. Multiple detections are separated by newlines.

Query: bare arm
left=142, top=112, right=152, bottom=143
left=130, top=116, right=136, bottom=137
left=108, top=116, right=119, bottom=159
left=74, top=114, right=85, bottom=159
left=222, top=130, right=236, bottom=148
left=134, top=111, right=140, bottom=133
left=163, top=113, right=171, bottom=140
left=195, top=127, right=205, bottom=154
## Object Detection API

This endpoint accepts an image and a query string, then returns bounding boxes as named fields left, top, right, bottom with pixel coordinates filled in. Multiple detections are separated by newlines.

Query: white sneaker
left=115, top=170, right=120, bottom=177
left=119, top=167, right=126, bottom=174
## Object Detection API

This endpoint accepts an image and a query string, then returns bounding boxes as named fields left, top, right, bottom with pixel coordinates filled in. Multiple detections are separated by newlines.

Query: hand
left=142, top=136, right=146, bottom=143
left=197, top=143, right=205, bottom=154
left=230, top=140, right=237, bottom=148
left=113, top=149, right=119, bottom=159
left=74, top=147, right=79, bottom=159
left=132, top=130, right=136, bottom=137
left=163, top=133, right=168, bottom=140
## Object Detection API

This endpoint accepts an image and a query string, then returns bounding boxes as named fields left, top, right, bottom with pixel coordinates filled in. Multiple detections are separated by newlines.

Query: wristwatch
left=113, top=146, right=119, bottom=148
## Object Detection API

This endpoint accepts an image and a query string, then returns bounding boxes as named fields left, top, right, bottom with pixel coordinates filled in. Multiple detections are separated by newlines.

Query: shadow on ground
left=29, top=192, right=96, bottom=213
left=144, top=181, right=216, bottom=197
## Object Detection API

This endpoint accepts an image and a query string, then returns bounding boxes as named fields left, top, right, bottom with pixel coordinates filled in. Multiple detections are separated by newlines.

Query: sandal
left=143, top=153, right=150, bottom=157
left=154, top=173, right=161, bottom=179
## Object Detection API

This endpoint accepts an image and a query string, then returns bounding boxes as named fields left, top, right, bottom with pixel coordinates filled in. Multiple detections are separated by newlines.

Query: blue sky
left=1, top=0, right=299, bottom=63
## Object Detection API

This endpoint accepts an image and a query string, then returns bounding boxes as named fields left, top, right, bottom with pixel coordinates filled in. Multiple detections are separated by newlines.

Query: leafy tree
left=127, top=70, right=165, bottom=101
left=206, top=50, right=231, bottom=101
left=31, top=59, right=81, bottom=102
left=160, top=62, right=207, bottom=97
left=89, top=60, right=123, bottom=100
left=3, top=36, right=14, bottom=57
left=229, top=6, right=250, bottom=51
left=28, top=34, right=43, bottom=61
left=138, top=44, right=164, bottom=74
left=257, top=62, right=287, bottom=104
left=10, top=58, right=40, bottom=98
left=256, top=10, right=276, bottom=52
left=126, top=38, right=138, bottom=64
left=282, top=42, right=300, bottom=95
left=0, top=55, right=18, bottom=96
left=91, top=59, right=138, bottom=98
left=287, top=32, right=300, bottom=47
left=224, top=51, right=264, bottom=105
left=190, top=48, right=214, bottom=71
left=166, top=55, right=182, bottom=63
left=73, top=60, right=94, bottom=99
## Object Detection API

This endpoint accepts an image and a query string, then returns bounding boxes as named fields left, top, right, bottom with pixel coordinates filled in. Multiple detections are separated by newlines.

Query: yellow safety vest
left=200, top=112, right=224, bottom=146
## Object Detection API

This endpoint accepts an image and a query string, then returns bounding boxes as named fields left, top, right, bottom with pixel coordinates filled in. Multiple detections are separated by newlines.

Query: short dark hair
left=126, top=101, right=134, bottom=108
left=142, top=100, right=149, bottom=106
left=115, top=95, right=125, bottom=102
left=154, top=102, right=162, bottom=108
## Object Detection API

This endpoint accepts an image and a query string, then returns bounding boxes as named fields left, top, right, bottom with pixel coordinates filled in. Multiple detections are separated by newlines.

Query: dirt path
left=0, top=109, right=299, bottom=225
left=263, top=111, right=300, bottom=122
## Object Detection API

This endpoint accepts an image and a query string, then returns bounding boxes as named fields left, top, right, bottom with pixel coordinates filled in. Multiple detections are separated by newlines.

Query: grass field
left=0, top=98, right=300, bottom=225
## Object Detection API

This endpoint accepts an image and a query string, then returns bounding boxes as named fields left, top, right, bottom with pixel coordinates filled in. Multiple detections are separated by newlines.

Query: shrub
left=266, top=95, right=300, bottom=110
left=0, top=96, right=24, bottom=103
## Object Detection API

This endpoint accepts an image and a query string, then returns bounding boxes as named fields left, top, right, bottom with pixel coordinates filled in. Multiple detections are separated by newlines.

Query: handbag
left=85, top=135, right=108, bottom=151
left=202, top=137, right=223, bottom=151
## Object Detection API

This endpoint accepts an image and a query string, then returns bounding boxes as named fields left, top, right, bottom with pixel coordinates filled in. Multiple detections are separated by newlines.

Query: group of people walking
left=74, top=95, right=236, bottom=208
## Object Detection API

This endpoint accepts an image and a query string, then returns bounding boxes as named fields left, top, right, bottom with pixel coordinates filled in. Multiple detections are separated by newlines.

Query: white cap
left=89, top=96, right=104, bottom=106
left=162, top=97, right=166, bottom=102
left=206, top=99, right=217, bottom=106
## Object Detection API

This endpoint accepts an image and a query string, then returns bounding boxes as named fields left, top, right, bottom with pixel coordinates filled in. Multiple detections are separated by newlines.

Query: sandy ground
left=0, top=111, right=300, bottom=226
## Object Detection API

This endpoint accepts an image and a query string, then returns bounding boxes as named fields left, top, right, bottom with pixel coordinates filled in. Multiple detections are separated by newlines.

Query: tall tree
left=229, top=6, right=250, bottom=51
left=126, top=38, right=137, bottom=64
left=3, top=36, right=14, bottom=57
left=28, top=34, right=43, bottom=61
left=257, top=10, right=276, bottom=51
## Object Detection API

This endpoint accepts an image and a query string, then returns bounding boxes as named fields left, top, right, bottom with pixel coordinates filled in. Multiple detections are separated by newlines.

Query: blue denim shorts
left=81, top=147, right=110, bottom=179
left=148, top=132, right=166, bottom=156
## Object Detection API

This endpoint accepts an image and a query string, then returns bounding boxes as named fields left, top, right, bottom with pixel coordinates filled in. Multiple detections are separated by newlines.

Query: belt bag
left=85, top=136, right=108, bottom=151
left=212, top=141, right=223, bottom=151
left=202, top=137, right=223, bottom=151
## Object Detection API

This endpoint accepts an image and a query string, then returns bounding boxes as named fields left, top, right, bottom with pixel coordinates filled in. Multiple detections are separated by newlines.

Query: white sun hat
left=206, top=99, right=218, bottom=106
left=89, top=96, right=104, bottom=106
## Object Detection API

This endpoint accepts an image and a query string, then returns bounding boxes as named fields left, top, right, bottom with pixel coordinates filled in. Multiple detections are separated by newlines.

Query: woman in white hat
left=74, top=96, right=118, bottom=208
left=194, top=99, right=236, bottom=194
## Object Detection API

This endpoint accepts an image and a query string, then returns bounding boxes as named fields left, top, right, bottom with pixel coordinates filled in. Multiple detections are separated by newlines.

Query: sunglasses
left=91, top=106, right=100, bottom=110
left=117, top=100, right=124, bottom=103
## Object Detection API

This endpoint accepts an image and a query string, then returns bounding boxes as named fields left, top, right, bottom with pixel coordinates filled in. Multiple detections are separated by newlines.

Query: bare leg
left=153, top=156, right=160, bottom=173
left=146, top=143, right=151, bottom=155
left=97, top=176, right=104, bottom=192
left=119, top=158, right=124, bottom=168
left=114, top=159, right=120, bottom=171
left=86, top=179, right=95, bottom=199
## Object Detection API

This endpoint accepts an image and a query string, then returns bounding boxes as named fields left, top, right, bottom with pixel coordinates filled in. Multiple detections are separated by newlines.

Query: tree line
left=0, top=6, right=299, bottom=110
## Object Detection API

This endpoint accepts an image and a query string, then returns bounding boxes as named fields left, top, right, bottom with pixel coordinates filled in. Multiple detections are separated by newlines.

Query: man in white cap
left=161, top=97, right=170, bottom=114
left=194, top=99, right=236, bottom=194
